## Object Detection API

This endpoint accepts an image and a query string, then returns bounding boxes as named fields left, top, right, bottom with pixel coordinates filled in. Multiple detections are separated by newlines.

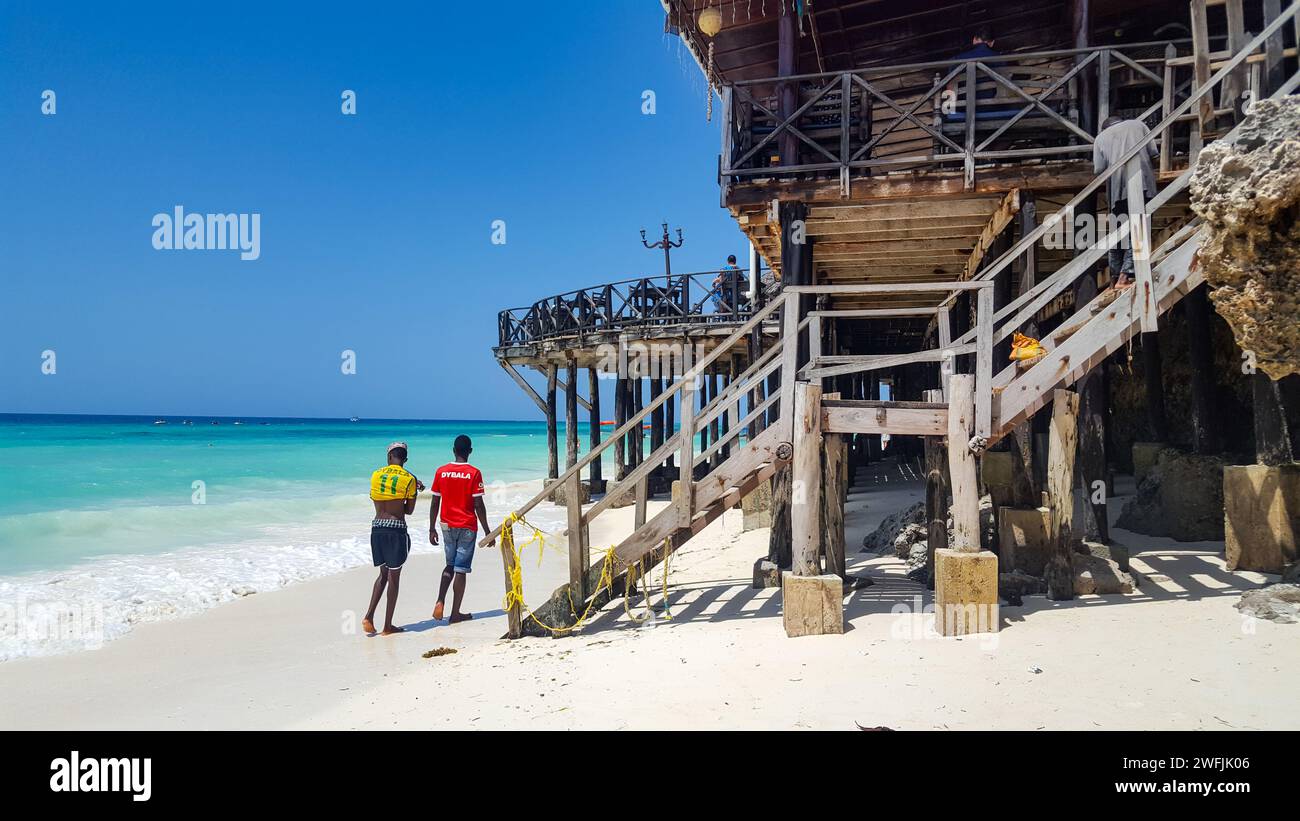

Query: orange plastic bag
left=1010, top=332, right=1045, bottom=361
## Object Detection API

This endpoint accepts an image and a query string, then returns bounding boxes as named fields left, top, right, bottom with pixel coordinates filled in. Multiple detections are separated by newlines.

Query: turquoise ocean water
left=0, top=414, right=624, bottom=660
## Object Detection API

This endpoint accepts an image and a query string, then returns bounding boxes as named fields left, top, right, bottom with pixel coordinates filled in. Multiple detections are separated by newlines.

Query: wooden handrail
left=942, top=5, right=1300, bottom=320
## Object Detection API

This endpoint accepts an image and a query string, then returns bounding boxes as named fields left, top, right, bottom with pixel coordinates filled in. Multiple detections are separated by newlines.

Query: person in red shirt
left=428, top=435, right=494, bottom=623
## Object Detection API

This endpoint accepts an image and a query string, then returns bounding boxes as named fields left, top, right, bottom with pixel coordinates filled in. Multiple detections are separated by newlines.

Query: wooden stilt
left=1142, top=332, right=1169, bottom=442
left=650, top=376, right=665, bottom=462
left=500, top=519, right=522, bottom=639
left=792, top=382, right=823, bottom=576
left=587, top=367, right=603, bottom=493
left=1045, top=389, right=1081, bottom=601
left=546, top=365, right=559, bottom=481
left=613, top=375, right=626, bottom=481
left=664, top=387, right=676, bottom=471
left=1185, top=285, right=1221, bottom=454
left=1075, top=271, right=1109, bottom=542
left=822, top=432, right=847, bottom=579
left=565, top=358, right=579, bottom=470
left=947, top=375, right=980, bottom=552
left=923, top=388, right=948, bottom=588
left=1253, top=373, right=1295, bottom=467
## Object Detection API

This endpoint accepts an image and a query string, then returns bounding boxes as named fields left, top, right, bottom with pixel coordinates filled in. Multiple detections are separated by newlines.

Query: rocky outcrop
left=1236, top=583, right=1300, bottom=624
left=1190, top=96, right=1300, bottom=380
left=1073, top=553, right=1137, bottom=595
left=861, top=501, right=925, bottom=553
left=1116, top=447, right=1227, bottom=541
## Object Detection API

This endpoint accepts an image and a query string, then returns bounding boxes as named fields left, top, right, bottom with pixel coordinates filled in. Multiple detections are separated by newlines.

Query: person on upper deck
left=710, top=255, right=747, bottom=315
left=1094, top=116, right=1158, bottom=288
left=945, top=28, right=1009, bottom=120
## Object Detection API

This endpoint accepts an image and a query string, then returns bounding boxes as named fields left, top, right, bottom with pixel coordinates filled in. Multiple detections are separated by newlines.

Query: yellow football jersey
left=370, top=464, right=417, bottom=501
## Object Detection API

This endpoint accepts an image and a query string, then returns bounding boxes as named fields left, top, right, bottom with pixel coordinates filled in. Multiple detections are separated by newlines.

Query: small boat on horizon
left=350, top=417, right=360, bottom=422
left=153, top=419, right=166, bottom=425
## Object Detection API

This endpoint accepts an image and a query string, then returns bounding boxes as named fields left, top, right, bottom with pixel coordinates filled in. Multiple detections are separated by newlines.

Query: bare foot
left=381, top=625, right=406, bottom=636
left=449, top=612, right=473, bottom=624
left=1113, top=277, right=1135, bottom=291
left=362, top=618, right=376, bottom=634
left=432, top=602, right=445, bottom=621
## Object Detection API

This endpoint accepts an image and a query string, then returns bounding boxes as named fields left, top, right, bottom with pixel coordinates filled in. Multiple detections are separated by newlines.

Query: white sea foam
left=0, top=479, right=565, bottom=661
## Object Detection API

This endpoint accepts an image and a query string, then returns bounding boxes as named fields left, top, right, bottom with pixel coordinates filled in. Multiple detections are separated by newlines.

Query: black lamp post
left=640, top=222, right=683, bottom=277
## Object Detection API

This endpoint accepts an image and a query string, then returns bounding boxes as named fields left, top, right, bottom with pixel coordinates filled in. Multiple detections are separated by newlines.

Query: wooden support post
left=923, top=388, right=948, bottom=588
left=822, top=433, right=847, bottom=580
left=587, top=367, right=603, bottom=493
left=1253, top=373, right=1296, bottom=467
left=1186, top=285, right=1221, bottom=455
left=792, top=381, right=823, bottom=576
left=631, top=378, right=644, bottom=467
left=698, top=374, right=710, bottom=473
left=947, top=375, right=980, bottom=552
left=678, top=382, right=695, bottom=528
left=777, top=9, right=798, bottom=166
left=565, top=358, right=579, bottom=469
left=975, top=285, right=994, bottom=442
left=1074, top=272, right=1109, bottom=543
left=500, top=519, right=523, bottom=639
left=1142, top=332, right=1169, bottom=442
left=1263, top=0, right=1285, bottom=94
left=708, top=372, right=722, bottom=470
left=665, top=386, right=676, bottom=471
left=1070, top=0, right=1094, bottom=133
left=650, top=376, right=665, bottom=462
left=565, top=470, right=587, bottom=601
left=1045, top=390, right=1080, bottom=601
left=1160, top=43, right=1177, bottom=174
left=613, top=375, right=627, bottom=481
left=1190, top=0, right=1214, bottom=129
left=545, top=365, right=559, bottom=481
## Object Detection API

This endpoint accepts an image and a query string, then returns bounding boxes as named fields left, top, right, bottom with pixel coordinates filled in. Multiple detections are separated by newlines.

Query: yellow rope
left=500, top=513, right=675, bottom=635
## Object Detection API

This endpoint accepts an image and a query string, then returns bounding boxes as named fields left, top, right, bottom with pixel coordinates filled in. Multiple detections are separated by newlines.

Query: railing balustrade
left=497, top=268, right=773, bottom=347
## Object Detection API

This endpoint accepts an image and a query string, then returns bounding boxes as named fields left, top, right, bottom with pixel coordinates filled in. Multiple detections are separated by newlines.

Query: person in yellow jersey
left=362, top=442, right=424, bottom=636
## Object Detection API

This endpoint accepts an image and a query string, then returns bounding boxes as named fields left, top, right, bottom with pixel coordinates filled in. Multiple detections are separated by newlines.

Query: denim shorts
left=442, top=526, right=477, bottom=574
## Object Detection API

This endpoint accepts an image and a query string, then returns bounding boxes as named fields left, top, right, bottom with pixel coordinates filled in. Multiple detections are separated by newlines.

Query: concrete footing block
left=997, top=506, right=1050, bottom=576
left=781, top=572, right=844, bottom=637
left=934, top=548, right=1000, bottom=636
left=1224, top=464, right=1300, bottom=573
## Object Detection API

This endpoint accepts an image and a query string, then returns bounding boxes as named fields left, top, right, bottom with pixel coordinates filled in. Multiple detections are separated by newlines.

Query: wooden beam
left=963, top=189, right=1022, bottom=281
left=822, top=402, right=947, bottom=436
left=545, top=366, right=558, bottom=480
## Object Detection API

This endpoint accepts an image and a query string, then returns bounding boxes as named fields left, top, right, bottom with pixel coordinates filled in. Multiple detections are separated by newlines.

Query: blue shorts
left=442, top=526, right=477, bottom=574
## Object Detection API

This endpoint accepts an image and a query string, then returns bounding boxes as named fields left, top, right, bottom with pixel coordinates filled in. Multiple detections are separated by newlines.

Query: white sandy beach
left=1, top=463, right=1295, bottom=731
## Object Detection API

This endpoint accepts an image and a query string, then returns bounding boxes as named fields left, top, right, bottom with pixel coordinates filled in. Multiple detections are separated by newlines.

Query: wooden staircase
left=485, top=9, right=1299, bottom=638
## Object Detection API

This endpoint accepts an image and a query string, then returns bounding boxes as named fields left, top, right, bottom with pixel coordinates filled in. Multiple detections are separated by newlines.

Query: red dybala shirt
left=431, top=462, right=485, bottom=529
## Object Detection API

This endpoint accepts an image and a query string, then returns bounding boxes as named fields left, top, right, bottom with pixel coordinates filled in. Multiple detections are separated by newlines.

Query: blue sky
left=0, top=1, right=748, bottom=421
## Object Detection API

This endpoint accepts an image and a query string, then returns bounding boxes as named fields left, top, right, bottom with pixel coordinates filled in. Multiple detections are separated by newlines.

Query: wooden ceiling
left=666, top=0, right=1189, bottom=86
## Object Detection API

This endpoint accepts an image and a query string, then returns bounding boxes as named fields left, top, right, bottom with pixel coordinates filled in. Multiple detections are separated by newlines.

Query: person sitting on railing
left=1094, top=116, right=1158, bottom=290
left=710, top=255, right=747, bottom=315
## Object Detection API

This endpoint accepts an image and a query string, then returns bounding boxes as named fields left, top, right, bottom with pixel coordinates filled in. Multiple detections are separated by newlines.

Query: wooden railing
left=497, top=268, right=772, bottom=347
left=481, top=292, right=795, bottom=598
left=788, top=282, right=996, bottom=444
left=719, top=40, right=1213, bottom=193
left=942, top=5, right=1300, bottom=359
